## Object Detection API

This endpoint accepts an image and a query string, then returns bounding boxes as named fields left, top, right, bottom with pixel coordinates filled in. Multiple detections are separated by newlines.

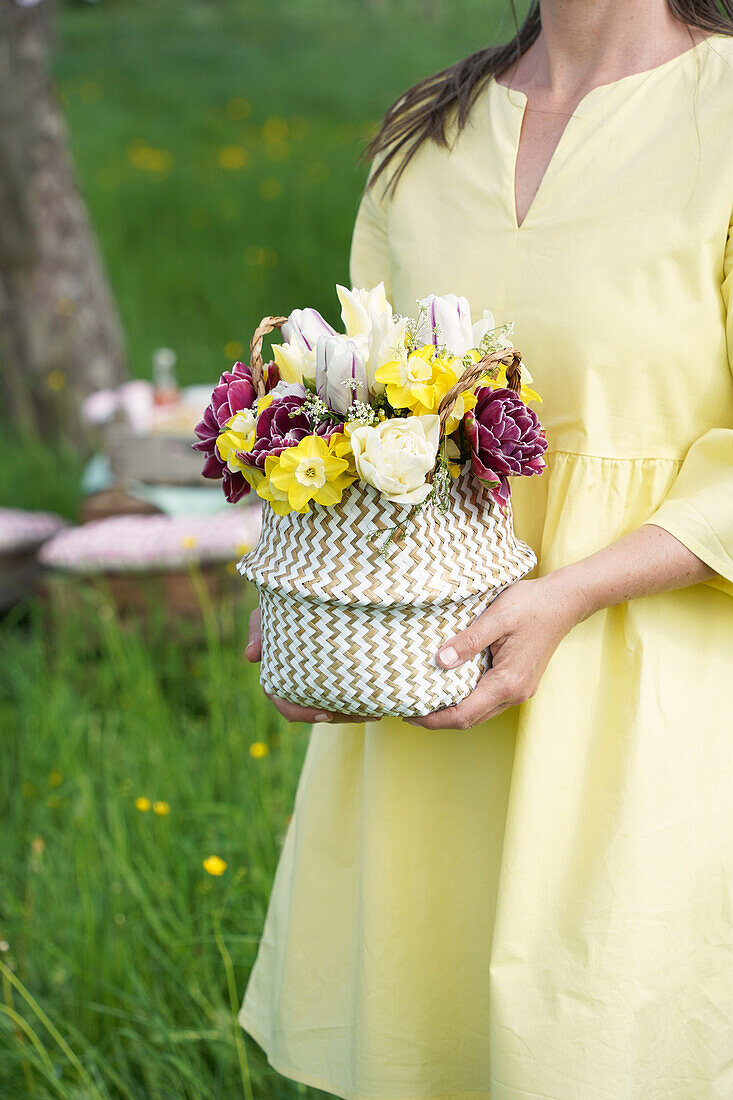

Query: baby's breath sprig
left=427, top=452, right=452, bottom=514
left=302, top=392, right=344, bottom=425
left=366, top=503, right=424, bottom=558
left=479, top=322, right=515, bottom=357
left=348, top=400, right=379, bottom=427
left=404, top=303, right=428, bottom=354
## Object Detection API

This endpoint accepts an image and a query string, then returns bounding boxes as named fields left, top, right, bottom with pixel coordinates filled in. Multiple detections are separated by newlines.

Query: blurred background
left=1, top=0, right=514, bottom=1095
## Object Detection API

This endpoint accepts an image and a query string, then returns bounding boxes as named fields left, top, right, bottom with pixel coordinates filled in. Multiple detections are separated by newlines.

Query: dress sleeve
left=348, top=155, right=393, bottom=296
left=643, top=219, right=733, bottom=597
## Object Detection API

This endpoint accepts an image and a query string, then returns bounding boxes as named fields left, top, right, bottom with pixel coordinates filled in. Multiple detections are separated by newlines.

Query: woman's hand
left=407, top=572, right=588, bottom=731
left=245, top=606, right=374, bottom=725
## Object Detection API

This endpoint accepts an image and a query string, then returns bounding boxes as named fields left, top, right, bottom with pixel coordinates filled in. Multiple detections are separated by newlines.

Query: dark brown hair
left=361, top=0, right=733, bottom=197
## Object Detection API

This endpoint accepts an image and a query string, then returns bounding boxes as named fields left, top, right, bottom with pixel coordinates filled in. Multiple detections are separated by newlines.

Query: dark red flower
left=192, top=361, right=278, bottom=503
left=238, top=387, right=341, bottom=470
left=465, top=386, right=547, bottom=509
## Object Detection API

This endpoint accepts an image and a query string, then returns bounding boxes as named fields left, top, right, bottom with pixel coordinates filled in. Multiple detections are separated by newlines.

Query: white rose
left=348, top=414, right=440, bottom=505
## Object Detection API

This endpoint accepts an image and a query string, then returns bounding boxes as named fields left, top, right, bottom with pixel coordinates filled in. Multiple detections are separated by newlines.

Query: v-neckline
left=489, top=33, right=719, bottom=231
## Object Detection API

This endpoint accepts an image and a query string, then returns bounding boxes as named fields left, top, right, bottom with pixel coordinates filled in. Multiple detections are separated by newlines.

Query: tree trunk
left=0, top=0, right=126, bottom=442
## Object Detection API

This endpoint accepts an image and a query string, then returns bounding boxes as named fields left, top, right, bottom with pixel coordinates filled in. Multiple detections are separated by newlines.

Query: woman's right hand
left=245, top=606, right=372, bottom=725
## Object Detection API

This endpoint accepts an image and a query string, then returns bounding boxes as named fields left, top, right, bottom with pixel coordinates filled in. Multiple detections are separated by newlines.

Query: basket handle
left=437, top=346, right=523, bottom=435
left=249, top=315, right=289, bottom=397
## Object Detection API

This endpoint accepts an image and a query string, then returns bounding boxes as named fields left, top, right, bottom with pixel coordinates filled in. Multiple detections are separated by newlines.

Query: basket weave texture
left=239, top=470, right=536, bottom=717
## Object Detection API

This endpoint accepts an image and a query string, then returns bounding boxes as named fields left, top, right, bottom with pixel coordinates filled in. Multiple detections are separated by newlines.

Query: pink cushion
left=39, top=508, right=261, bottom=574
left=0, top=509, right=68, bottom=555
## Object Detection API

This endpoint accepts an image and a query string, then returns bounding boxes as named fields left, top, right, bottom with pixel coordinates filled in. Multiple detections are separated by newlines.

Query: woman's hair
left=361, top=0, right=733, bottom=197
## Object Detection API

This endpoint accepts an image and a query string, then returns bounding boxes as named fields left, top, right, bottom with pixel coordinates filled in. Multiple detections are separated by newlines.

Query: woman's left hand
left=407, top=571, right=588, bottom=730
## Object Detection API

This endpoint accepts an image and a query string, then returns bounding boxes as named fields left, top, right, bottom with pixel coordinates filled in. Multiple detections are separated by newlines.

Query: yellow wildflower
left=48, top=770, right=63, bottom=788
left=264, top=435, right=355, bottom=514
left=219, top=146, right=247, bottom=171
left=153, top=801, right=171, bottom=817
left=135, top=797, right=151, bottom=813
left=249, top=741, right=269, bottom=759
left=203, top=855, right=227, bottom=877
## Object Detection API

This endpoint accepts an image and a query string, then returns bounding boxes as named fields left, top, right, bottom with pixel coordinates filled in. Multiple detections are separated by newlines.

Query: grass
left=1, top=0, right=515, bottom=1094
left=0, top=582, right=321, bottom=1098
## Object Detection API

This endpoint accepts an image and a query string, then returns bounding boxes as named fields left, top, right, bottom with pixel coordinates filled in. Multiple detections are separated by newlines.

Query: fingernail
left=314, top=712, right=333, bottom=723
left=437, top=645, right=459, bottom=669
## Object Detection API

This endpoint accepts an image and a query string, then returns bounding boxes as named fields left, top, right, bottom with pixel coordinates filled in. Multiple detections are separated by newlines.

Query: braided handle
left=437, top=346, right=523, bottom=434
left=250, top=315, right=289, bottom=397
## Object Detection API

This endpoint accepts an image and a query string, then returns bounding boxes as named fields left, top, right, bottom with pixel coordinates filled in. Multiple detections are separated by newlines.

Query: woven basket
left=237, top=316, right=537, bottom=718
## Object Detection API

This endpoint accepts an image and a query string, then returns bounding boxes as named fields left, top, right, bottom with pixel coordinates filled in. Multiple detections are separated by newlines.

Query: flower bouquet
left=194, top=284, right=547, bottom=717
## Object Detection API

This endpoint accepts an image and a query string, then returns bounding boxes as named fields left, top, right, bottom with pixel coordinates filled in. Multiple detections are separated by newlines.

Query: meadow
left=1, top=0, right=510, bottom=1095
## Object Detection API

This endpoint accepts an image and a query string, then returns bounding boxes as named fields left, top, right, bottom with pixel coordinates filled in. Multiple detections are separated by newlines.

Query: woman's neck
left=511, top=0, right=708, bottom=98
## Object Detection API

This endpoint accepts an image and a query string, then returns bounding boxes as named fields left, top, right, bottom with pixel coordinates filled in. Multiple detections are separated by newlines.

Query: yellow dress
left=240, top=35, right=733, bottom=1099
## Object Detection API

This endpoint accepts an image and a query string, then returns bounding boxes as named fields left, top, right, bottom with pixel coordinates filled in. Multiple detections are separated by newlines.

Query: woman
left=240, top=1, right=733, bottom=1096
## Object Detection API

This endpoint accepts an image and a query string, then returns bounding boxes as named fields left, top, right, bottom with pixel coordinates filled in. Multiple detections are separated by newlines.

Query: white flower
left=471, top=309, right=497, bottom=348
left=274, top=308, right=336, bottom=384
left=363, top=311, right=409, bottom=394
left=416, top=293, right=474, bottom=356
left=315, top=335, right=368, bottom=415
left=336, top=282, right=391, bottom=339
left=268, top=380, right=306, bottom=400
left=348, top=414, right=440, bottom=505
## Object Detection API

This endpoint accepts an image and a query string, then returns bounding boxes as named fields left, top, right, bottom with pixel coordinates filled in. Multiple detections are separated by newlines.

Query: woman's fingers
left=436, top=600, right=505, bottom=669
left=266, top=694, right=376, bottom=725
left=407, top=668, right=522, bottom=730
left=245, top=607, right=262, bottom=662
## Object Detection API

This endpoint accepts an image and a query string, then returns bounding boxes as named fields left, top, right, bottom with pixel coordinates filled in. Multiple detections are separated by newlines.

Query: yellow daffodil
left=256, top=455, right=304, bottom=515
left=203, top=855, right=227, bottom=877
left=215, top=409, right=256, bottom=472
left=375, top=345, right=477, bottom=431
left=265, top=434, right=355, bottom=513
left=375, top=345, right=435, bottom=412
left=477, top=366, right=542, bottom=404
left=329, top=429, right=357, bottom=477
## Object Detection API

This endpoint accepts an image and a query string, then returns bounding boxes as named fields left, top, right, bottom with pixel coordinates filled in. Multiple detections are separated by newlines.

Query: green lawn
left=1, top=0, right=512, bottom=1095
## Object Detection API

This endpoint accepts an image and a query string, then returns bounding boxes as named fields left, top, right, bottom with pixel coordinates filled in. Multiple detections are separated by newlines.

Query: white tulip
left=471, top=309, right=497, bottom=347
left=281, top=307, right=336, bottom=351
left=315, top=335, right=369, bottom=416
left=349, top=414, right=440, bottom=505
left=364, top=311, right=409, bottom=393
left=416, top=293, right=474, bottom=356
left=336, top=282, right=391, bottom=339
left=274, top=307, right=336, bottom=384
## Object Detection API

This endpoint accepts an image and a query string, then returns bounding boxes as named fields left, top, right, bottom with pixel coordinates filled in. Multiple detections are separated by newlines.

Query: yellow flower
left=249, top=741, right=269, bottom=759
left=203, top=855, right=227, bottom=877
left=219, top=146, right=248, bottom=171
left=135, top=797, right=151, bottom=813
left=153, top=801, right=171, bottom=816
left=215, top=409, right=257, bottom=473
left=375, top=346, right=476, bottom=430
left=223, top=340, right=243, bottom=360
left=48, top=770, right=63, bottom=788
left=46, top=370, right=66, bottom=391
left=256, top=455, right=301, bottom=515
left=265, top=435, right=355, bottom=514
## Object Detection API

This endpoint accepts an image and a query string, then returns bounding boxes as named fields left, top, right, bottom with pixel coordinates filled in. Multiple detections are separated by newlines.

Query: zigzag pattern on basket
left=238, top=472, right=536, bottom=717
